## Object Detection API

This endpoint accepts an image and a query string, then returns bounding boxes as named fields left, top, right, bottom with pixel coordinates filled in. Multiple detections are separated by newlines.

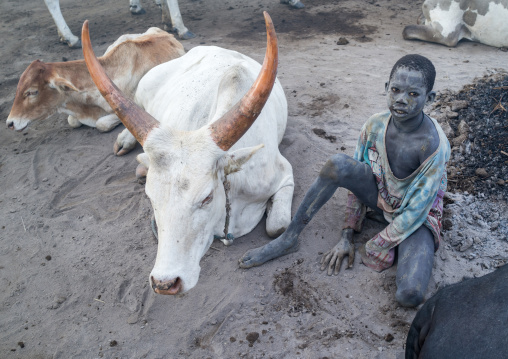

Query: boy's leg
left=395, top=225, right=435, bottom=307
left=239, top=153, right=379, bottom=268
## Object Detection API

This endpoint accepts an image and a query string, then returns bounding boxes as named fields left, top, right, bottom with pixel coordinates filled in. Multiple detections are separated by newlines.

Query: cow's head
left=82, top=12, right=278, bottom=294
left=6, top=60, right=79, bottom=131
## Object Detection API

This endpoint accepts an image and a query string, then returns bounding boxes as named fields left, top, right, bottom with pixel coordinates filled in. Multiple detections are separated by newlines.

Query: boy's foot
left=239, top=234, right=298, bottom=268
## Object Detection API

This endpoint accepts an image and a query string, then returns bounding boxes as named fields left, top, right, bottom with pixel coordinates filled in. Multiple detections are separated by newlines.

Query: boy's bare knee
left=320, top=153, right=355, bottom=182
left=320, top=154, right=345, bottom=178
left=396, top=288, right=424, bottom=308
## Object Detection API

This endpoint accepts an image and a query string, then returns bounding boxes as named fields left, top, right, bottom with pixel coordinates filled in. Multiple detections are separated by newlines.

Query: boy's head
left=385, top=54, right=436, bottom=122
left=389, top=54, right=436, bottom=93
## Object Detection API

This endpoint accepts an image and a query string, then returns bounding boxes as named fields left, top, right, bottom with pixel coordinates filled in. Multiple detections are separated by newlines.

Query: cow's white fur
left=134, top=46, right=293, bottom=293
left=404, top=0, right=508, bottom=47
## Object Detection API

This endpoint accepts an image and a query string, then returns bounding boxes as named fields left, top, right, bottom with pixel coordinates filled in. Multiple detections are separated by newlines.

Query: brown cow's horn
left=209, top=11, right=278, bottom=151
left=81, top=20, right=158, bottom=146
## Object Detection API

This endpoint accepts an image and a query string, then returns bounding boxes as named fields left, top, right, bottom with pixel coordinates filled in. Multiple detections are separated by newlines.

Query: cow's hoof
left=114, top=142, right=131, bottom=156
left=130, top=5, right=145, bottom=15
left=67, top=38, right=81, bottom=49
left=291, top=1, right=305, bottom=9
left=179, top=30, right=196, bottom=40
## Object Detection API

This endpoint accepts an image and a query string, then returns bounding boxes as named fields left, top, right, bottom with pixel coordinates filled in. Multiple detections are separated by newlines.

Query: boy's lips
left=391, top=107, right=407, bottom=115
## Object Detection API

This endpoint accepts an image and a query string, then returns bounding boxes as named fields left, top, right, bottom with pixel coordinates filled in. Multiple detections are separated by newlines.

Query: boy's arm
left=343, top=126, right=368, bottom=232
left=321, top=125, right=368, bottom=275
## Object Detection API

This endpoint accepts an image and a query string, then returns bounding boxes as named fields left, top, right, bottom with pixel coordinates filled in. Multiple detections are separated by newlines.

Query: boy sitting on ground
left=239, top=54, right=451, bottom=308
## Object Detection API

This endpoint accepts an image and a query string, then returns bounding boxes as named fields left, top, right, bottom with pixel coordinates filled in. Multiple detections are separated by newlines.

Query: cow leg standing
left=44, top=0, right=81, bottom=48
left=160, top=0, right=195, bottom=39
left=280, top=0, right=305, bottom=9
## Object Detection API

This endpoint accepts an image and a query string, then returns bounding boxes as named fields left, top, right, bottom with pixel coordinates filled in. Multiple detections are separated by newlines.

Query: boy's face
left=385, top=67, right=434, bottom=122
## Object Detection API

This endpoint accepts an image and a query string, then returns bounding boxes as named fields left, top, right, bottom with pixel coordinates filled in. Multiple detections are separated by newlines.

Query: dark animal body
left=406, top=264, right=508, bottom=358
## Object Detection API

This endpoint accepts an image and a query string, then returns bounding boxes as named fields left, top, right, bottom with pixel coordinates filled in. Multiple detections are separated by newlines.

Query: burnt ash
left=433, top=74, right=508, bottom=200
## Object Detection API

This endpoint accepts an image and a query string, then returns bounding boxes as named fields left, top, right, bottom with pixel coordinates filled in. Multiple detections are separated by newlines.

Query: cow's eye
left=24, top=90, right=38, bottom=97
left=200, top=193, right=213, bottom=207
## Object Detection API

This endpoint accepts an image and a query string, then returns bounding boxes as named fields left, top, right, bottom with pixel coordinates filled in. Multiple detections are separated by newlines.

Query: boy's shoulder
left=362, top=111, right=391, bottom=133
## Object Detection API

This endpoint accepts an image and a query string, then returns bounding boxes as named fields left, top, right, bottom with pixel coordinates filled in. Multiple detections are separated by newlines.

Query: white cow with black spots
left=403, top=0, right=508, bottom=47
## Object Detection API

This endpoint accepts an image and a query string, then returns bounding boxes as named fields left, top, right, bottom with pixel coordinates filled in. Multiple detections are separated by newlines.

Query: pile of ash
left=428, top=73, right=508, bottom=268
left=429, top=72, right=508, bottom=200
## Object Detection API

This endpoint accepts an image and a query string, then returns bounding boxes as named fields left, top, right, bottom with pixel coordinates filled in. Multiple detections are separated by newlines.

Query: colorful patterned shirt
left=344, top=111, right=450, bottom=272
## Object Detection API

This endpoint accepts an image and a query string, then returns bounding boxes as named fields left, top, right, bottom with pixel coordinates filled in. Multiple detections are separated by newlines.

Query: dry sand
left=0, top=0, right=507, bottom=358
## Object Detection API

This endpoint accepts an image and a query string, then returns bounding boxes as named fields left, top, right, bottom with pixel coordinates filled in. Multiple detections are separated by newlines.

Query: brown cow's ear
left=50, top=77, right=79, bottom=92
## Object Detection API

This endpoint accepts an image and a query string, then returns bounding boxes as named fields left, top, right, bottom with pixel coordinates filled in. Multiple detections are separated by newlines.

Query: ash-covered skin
left=239, top=63, right=442, bottom=307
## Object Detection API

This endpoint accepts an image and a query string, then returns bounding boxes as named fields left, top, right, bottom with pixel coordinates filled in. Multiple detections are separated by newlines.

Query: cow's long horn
left=81, top=20, right=158, bottom=146
left=209, top=11, right=278, bottom=151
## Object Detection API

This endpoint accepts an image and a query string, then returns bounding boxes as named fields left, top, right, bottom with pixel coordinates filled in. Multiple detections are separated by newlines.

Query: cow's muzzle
left=150, top=276, right=182, bottom=295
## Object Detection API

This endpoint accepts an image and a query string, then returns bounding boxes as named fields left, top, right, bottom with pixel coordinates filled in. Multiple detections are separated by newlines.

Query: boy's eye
left=409, top=92, right=419, bottom=97
left=391, top=87, right=399, bottom=93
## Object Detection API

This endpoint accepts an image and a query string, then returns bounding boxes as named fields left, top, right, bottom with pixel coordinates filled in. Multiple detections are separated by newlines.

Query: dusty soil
left=1, top=0, right=507, bottom=358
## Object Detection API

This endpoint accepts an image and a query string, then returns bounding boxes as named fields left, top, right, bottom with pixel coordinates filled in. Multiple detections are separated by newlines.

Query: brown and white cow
left=403, top=0, right=508, bottom=47
left=82, top=13, right=294, bottom=295
left=6, top=27, right=184, bottom=146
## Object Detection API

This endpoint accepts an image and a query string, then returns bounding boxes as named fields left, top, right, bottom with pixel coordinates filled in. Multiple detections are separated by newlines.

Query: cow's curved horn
left=81, top=20, right=158, bottom=146
left=209, top=11, right=278, bottom=151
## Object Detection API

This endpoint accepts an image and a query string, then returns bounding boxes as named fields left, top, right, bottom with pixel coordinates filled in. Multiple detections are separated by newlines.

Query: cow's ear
left=49, top=77, right=79, bottom=92
left=223, top=144, right=264, bottom=175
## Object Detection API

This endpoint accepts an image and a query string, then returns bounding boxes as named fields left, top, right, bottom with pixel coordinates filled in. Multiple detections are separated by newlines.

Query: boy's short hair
left=389, top=54, right=436, bottom=93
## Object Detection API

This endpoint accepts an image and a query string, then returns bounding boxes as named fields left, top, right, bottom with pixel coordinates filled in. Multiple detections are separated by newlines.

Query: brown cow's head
left=6, top=60, right=79, bottom=131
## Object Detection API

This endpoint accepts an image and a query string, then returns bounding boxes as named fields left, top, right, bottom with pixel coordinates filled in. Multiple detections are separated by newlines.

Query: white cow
left=403, top=0, right=508, bottom=47
left=44, top=0, right=305, bottom=48
left=82, top=12, right=294, bottom=295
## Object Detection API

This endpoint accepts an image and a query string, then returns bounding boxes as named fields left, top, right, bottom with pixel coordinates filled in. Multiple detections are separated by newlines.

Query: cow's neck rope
left=214, top=175, right=234, bottom=244
left=150, top=175, right=234, bottom=244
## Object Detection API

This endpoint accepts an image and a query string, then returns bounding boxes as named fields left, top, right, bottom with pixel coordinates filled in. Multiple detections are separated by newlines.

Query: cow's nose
left=6, top=121, right=14, bottom=129
left=150, top=276, right=182, bottom=295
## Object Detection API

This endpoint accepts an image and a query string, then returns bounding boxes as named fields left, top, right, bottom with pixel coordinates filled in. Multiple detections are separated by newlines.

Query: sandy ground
left=1, top=0, right=507, bottom=358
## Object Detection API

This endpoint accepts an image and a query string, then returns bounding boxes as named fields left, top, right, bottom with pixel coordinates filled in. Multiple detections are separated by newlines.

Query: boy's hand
left=320, top=228, right=355, bottom=275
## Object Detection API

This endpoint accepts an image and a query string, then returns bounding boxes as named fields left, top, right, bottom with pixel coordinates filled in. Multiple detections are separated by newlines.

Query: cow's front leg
left=44, top=0, right=81, bottom=48
left=114, top=128, right=138, bottom=156
left=161, top=0, right=195, bottom=39
left=266, top=174, right=294, bottom=237
left=403, top=23, right=463, bottom=47
left=96, top=114, right=121, bottom=132
left=129, top=0, right=146, bottom=14
left=67, top=115, right=82, bottom=128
